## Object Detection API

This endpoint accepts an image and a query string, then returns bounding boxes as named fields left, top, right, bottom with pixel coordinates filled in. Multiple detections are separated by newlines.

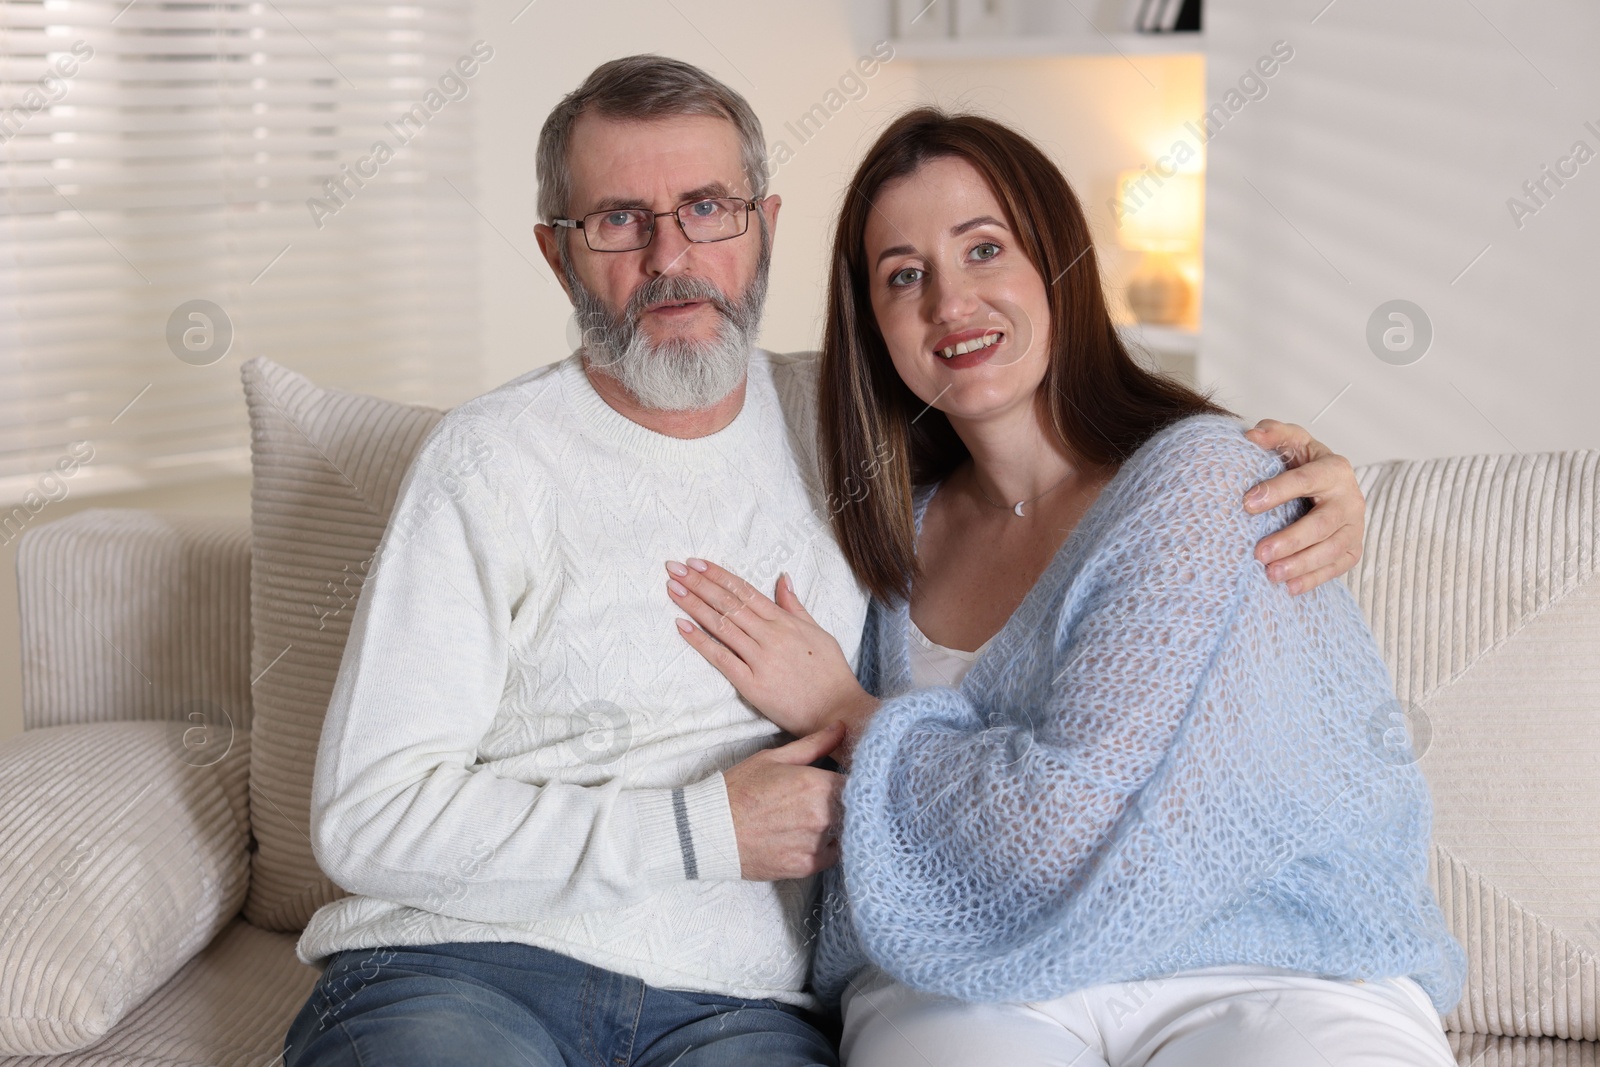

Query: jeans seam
left=313, top=955, right=356, bottom=1032
left=615, top=977, right=645, bottom=1066
left=339, top=1019, right=370, bottom=1067
left=580, top=966, right=609, bottom=1067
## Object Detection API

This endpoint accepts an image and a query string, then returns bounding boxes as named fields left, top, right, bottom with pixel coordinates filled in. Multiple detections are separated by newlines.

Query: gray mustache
left=625, top=276, right=737, bottom=323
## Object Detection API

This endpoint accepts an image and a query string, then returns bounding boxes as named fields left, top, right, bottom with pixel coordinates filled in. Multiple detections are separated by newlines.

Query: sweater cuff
left=631, top=773, right=744, bottom=883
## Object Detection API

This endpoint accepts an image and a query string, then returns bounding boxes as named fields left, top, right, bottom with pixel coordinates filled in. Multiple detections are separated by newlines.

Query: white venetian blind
left=0, top=0, right=481, bottom=505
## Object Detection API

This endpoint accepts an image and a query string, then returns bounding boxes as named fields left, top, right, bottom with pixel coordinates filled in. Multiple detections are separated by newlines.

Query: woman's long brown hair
left=819, top=107, right=1229, bottom=603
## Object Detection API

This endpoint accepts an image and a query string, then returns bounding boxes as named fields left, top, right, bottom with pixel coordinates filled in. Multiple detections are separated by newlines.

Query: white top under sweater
left=296, top=348, right=871, bottom=1010
left=907, top=617, right=992, bottom=689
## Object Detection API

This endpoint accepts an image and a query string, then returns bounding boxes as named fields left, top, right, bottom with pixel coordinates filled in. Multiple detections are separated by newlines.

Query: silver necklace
left=971, top=469, right=1077, bottom=517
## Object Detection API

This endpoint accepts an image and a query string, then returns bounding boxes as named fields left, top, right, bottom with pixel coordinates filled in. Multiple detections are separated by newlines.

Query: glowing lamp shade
left=1115, top=170, right=1203, bottom=324
left=1115, top=170, right=1203, bottom=252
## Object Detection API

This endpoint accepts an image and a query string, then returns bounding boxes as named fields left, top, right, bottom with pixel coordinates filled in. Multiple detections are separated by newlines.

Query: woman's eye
left=971, top=241, right=1001, bottom=261
left=889, top=266, right=923, bottom=287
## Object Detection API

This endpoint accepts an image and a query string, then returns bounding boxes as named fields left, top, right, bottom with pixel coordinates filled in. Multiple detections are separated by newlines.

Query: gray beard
left=563, top=229, right=771, bottom=412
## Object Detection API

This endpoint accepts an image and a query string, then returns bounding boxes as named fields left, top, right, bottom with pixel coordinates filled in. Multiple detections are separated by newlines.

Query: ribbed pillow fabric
left=1449, top=1031, right=1600, bottom=1066
left=1347, top=451, right=1600, bottom=1041
left=16, top=510, right=252, bottom=734
left=240, top=357, right=444, bottom=931
left=0, top=920, right=319, bottom=1067
left=0, top=722, right=250, bottom=1055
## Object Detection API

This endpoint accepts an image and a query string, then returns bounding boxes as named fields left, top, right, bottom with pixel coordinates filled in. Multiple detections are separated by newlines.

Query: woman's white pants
left=839, top=964, right=1457, bottom=1067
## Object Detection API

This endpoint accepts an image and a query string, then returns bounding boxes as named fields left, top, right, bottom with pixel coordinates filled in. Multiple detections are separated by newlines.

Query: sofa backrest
left=1347, top=451, right=1600, bottom=1039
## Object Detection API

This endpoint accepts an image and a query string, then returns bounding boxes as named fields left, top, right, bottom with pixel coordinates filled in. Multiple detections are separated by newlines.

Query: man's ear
left=534, top=223, right=574, bottom=300
left=760, top=193, right=781, bottom=245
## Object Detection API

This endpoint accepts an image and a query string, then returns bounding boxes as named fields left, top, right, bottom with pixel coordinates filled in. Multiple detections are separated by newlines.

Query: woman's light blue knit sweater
left=809, top=414, right=1467, bottom=1014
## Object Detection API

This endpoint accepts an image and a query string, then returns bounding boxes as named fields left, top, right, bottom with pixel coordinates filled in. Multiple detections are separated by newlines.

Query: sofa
left=1, top=356, right=1596, bottom=1065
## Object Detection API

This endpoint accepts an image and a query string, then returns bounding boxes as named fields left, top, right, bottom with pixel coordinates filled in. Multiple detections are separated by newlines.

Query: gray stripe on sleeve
left=671, top=786, right=699, bottom=880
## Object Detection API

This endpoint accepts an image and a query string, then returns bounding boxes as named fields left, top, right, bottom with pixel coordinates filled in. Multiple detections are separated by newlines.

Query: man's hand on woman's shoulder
left=1240, top=419, right=1366, bottom=596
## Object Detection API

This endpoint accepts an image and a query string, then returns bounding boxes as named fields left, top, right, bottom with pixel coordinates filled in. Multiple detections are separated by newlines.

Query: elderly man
left=281, top=55, right=1367, bottom=1067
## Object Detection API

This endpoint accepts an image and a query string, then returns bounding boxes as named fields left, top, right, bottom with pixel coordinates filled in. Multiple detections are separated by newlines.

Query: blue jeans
left=282, top=941, right=841, bottom=1067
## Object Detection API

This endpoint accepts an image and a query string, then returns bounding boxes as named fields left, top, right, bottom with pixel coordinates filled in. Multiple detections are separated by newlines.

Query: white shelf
left=890, top=31, right=1203, bottom=60
left=1117, top=322, right=1199, bottom=384
left=1119, top=322, right=1199, bottom=355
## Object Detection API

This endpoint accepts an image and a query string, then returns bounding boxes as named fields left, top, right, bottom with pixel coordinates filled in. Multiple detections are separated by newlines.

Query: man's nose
left=643, top=215, right=694, bottom=277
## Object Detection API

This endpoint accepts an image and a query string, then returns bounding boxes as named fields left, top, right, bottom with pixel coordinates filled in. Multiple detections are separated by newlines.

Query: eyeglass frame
left=552, top=195, right=767, bottom=253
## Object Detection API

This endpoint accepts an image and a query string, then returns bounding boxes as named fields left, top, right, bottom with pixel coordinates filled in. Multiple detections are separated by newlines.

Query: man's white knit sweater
left=296, top=348, right=870, bottom=1010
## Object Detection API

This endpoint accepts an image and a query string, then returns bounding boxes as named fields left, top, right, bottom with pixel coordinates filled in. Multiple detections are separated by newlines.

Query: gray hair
left=535, top=54, right=769, bottom=226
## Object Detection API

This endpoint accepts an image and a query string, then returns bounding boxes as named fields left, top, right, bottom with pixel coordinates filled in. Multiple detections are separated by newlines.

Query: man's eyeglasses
left=554, top=196, right=765, bottom=253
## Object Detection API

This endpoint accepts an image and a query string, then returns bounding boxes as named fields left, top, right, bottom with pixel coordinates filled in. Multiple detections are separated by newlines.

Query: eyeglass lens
left=586, top=198, right=748, bottom=251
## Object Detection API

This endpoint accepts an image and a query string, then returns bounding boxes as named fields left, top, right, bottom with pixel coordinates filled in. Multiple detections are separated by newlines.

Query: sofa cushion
left=1347, top=451, right=1600, bottom=1040
left=16, top=510, right=252, bottom=734
left=0, top=722, right=250, bottom=1056
left=1447, top=1032, right=1600, bottom=1066
left=0, top=918, right=320, bottom=1067
left=240, top=357, right=443, bottom=931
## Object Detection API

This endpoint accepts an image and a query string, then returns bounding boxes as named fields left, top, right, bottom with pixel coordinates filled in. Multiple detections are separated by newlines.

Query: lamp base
left=1126, top=252, right=1191, bottom=325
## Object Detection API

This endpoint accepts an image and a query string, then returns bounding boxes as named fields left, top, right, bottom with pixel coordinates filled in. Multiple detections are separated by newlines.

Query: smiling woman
left=820, top=110, right=1228, bottom=602
left=662, top=106, right=1461, bottom=1067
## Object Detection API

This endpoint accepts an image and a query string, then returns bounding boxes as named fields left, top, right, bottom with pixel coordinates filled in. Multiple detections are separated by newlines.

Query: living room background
left=2, top=0, right=1595, bottom=741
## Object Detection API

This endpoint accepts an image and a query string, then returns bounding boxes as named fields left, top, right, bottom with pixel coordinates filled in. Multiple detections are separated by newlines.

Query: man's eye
left=971, top=242, right=1000, bottom=260
left=603, top=212, right=638, bottom=228
left=889, top=267, right=923, bottom=287
left=690, top=199, right=721, bottom=217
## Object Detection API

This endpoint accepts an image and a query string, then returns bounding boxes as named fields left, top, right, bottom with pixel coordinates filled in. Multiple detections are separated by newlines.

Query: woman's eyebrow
left=875, top=243, right=916, bottom=266
left=951, top=215, right=1007, bottom=236
left=874, top=215, right=1010, bottom=266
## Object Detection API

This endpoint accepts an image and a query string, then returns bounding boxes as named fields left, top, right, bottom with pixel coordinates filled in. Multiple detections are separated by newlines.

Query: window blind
left=0, top=0, right=481, bottom=507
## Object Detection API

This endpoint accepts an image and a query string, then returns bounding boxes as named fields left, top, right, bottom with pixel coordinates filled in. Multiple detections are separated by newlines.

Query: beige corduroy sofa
left=1, top=357, right=1597, bottom=1065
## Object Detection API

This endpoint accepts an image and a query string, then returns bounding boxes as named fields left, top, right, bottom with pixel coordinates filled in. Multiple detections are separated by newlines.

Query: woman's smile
left=932, top=328, right=1006, bottom=367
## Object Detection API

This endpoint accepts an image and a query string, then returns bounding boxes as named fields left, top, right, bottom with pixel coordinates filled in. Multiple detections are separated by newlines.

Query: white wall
left=1200, top=0, right=1600, bottom=466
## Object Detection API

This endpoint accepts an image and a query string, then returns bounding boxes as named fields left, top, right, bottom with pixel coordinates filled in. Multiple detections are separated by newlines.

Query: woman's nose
left=928, top=270, right=980, bottom=324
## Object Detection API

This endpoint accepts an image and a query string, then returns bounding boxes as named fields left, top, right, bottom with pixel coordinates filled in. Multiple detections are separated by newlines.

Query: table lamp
left=1115, top=169, right=1202, bottom=325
